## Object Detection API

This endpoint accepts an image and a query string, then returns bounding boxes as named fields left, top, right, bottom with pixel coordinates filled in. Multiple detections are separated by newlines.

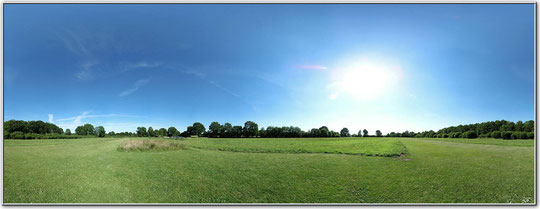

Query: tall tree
left=192, top=122, right=206, bottom=137
left=319, top=126, right=330, bottom=137
left=376, top=130, right=382, bottom=137
left=208, top=122, right=222, bottom=138
left=168, top=127, right=179, bottom=137
left=83, top=124, right=95, bottom=135
left=340, top=128, right=350, bottom=137
left=223, top=123, right=233, bottom=137
left=231, top=126, right=243, bottom=137
left=148, top=127, right=155, bottom=137
left=158, top=128, right=167, bottom=137
left=136, top=127, right=147, bottom=137
left=65, top=129, right=72, bottom=135
left=75, top=126, right=85, bottom=135
left=95, top=126, right=106, bottom=137
left=363, top=129, right=368, bottom=137
left=243, top=121, right=259, bottom=137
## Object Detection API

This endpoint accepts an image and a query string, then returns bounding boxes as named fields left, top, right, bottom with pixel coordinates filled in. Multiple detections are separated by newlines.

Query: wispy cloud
left=129, top=61, right=162, bottom=68
left=48, top=114, right=54, bottom=123
left=120, top=61, right=164, bottom=73
left=60, top=29, right=90, bottom=56
left=101, top=122, right=168, bottom=133
left=75, top=61, right=99, bottom=80
left=119, top=79, right=150, bottom=97
left=298, top=65, right=328, bottom=70
left=55, top=112, right=140, bottom=130
left=181, top=70, right=241, bottom=98
left=57, top=28, right=101, bottom=80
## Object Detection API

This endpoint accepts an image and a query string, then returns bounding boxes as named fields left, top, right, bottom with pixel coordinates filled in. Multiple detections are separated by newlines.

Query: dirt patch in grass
left=117, top=140, right=186, bottom=152
left=393, top=153, right=410, bottom=161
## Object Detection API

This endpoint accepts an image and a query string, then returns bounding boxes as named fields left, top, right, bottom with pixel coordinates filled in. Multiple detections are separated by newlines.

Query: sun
left=328, top=58, right=402, bottom=100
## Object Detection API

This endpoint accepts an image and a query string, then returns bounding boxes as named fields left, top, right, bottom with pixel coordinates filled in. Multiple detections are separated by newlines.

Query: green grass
left=182, top=137, right=407, bottom=157
left=415, top=137, right=534, bottom=147
left=3, top=137, right=534, bottom=204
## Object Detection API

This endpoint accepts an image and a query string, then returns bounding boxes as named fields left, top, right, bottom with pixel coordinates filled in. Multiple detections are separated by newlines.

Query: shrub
left=491, top=131, right=501, bottom=139
left=527, top=132, right=534, bottom=139
left=7, top=133, right=84, bottom=140
left=519, top=132, right=528, bottom=139
left=511, top=132, right=520, bottom=140
left=502, top=131, right=513, bottom=140
left=462, top=131, right=478, bottom=139
left=10, top=131, right=24, bottom=139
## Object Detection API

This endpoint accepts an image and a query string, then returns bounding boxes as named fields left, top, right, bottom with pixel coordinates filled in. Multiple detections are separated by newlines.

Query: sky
left=4, top=4, right=535, bottom=134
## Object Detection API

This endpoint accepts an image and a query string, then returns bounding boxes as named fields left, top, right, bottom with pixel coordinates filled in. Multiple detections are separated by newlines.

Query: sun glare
left=329, top=58, right=402, bottom=100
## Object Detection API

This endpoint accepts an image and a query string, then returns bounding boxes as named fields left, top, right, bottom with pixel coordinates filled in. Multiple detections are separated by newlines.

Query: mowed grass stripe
left=182, top=137, right=407, bottom=157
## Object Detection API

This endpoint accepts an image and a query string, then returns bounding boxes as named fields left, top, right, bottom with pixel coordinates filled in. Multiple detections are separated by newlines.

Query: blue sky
left=4, top=4, right=535, bottom=134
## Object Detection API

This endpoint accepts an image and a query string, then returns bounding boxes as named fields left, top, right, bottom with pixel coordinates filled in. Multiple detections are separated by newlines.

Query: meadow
left=3, top=137, right=535, bottom=204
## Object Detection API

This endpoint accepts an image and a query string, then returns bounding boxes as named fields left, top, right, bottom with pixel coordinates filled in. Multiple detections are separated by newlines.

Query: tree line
left=3, top=119, right=534, bottom=140
left=385, top=120, right=534, bottom=139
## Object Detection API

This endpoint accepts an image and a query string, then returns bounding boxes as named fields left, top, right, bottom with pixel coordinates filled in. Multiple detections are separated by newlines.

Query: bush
left=462, top=131, right=478, bottom=139
left=7, top=133, right=85, bottom=140
left=511, top=132, right=520, bottom=140
left=451, top=132, right=462, bottom=138
left=502, top=131, right=513, bottom=140
left=527, top=132, right=534, bottom=139
left=9, top=131, right=24, bottom=139
left=491, top=131, right=501, bottom=139
left=519, top=132, right=528, bottom=139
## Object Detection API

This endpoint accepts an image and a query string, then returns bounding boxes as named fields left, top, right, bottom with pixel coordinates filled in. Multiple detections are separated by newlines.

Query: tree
left=148, top=127, right=155, bottom=137
left=168, top=127, right=179, bottom=137
left=231, top=126, right=243, bottom=137
left=158, top=128, right=167, bottom=137
left=223, top=123, right=233, bottom=137
left=186, top=126, right=194, bottom=136
left=340, top=128, right=350, bottom=137
left=515, top=121, right=524, bottom=132
left=524, top=120, right=534, bottom=132
left=192, top=122, right=206, bottom=137
left=243, top=121, right=259, bottom=137
left=259, top=127, right=267, bottom=137
left=462, top=130, right=477, bottom=139
left=65, top=129, right=72, bottom=135
left=75, top=126, right=85, bottom=135
left=208, top=122, right=222, bottom=138
left=95, top=126, right=106, bottom=137
left=376, top=130, right=382, bottom=137
left=363, top=129, right=368, bottom=137
left=136, top=127, right=147, bottom=137
left=4, top=120, right=27, bottom=134
left=83, top=124, right=95, bottom=135
left=319, top=126, right=330, bottom=137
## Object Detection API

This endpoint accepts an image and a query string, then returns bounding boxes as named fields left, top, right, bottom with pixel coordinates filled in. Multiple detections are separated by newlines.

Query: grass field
left=182, top=137, right=407, bottom=157
left=3, top=137, right=535, bottom=204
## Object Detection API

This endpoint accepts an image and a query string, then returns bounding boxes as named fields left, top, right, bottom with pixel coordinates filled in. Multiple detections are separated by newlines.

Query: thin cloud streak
left=298, top=65, right=328, bottom=70
left=55, top=112, right=141, bottom=130
left=119, top=79, right=150, bottom=97
left=120, top=61, right=164, bottom=73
